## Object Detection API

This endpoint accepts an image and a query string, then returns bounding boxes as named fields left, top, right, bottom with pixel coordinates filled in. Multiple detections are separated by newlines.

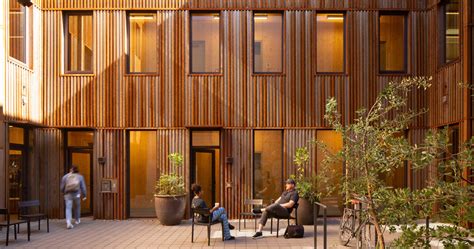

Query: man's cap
left=286, top=179, right=296, bottom=185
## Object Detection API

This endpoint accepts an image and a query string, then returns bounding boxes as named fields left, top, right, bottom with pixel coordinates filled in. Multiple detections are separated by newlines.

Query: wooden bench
left=18, top=200, right=49, bottom=233
left=0, top=208, right=30, bottom=246
left=191, top=208, right=224, bottom=246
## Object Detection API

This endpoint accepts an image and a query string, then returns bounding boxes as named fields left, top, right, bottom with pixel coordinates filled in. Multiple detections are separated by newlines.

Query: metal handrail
left=314, top=201, right=328, bottom=249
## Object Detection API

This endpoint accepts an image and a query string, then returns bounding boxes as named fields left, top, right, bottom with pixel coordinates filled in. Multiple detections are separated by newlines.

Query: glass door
left=68, top=149, right=93, bottom=215
left=192, top=150, right=216, bottom=206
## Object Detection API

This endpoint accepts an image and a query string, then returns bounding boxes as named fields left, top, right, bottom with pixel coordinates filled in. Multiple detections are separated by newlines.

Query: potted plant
left=292, top=146, right=338, bottom=225
left=154, top=152, right=187, bottom=225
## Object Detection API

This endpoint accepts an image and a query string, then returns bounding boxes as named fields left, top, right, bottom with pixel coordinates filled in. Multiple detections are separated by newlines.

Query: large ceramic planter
left=297, top=198, right=318, bottom=225
left=154, top=194, right=186, bottom=225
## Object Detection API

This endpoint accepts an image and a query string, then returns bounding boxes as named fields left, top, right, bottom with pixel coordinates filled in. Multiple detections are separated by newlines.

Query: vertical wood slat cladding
left=41, top=7, right=432, bottom=128
left=94, top=130, right=127, bottom=219
left=39, top=0, right=427, bottom=10
left=222, top=129, right=252, bottom=218
left=36, top=129, right=64, bottom=218
left=426, top=4, right=465, bottom=127
left=5, top=60, right=30, bottom=122
left=408, top=128, right=431, bottom=190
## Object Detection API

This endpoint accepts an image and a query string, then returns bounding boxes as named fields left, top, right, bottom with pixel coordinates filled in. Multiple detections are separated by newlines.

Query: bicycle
left=339, top=197, right=376, bottom=249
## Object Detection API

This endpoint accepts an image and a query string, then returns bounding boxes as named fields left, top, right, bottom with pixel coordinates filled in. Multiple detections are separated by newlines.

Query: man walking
left=252, top=179, right=299, bottom=239
left=60, top=165, right=87, bottom=229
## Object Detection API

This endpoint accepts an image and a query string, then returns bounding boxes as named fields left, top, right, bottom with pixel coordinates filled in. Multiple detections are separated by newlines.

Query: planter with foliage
left=154, top=153, right=187, bottom=226
left=292, top=147, right=338, bottom=225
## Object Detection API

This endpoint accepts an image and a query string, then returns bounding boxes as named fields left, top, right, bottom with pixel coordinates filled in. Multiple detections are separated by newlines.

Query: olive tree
left=324, top=77, right=473, bottom=248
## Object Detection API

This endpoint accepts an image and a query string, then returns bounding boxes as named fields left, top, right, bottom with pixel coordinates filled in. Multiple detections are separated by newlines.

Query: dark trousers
left=259, top=203, right=290, bottom=226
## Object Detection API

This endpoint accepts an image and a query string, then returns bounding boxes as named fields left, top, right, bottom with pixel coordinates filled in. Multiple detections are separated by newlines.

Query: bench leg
left=207, top=226, right=211, bottom=246
left=14, top=224, right=17, bottom=240
left=191, top=223, right=194, bottom=243
left=221, top=222, right=225, bottom=241
left=276, top=219, right=279, bottom=238
left=38, top=219, right=41, bottom=230
left=238, top=217, right=241, bottom=231
left=270, top=218, right=273, bottom=234
left=6, top=226, right=9, bottom=246
left=244, top=218, right=246, bottom=229
left=254, top=216, right=257, bottom=232
left=47, top=218, right=50, bottom=233
left=27, top=221, right=30, bottom=241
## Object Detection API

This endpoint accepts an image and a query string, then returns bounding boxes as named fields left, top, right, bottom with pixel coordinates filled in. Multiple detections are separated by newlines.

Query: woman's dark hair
left=191, top=184, right=201, bottom=195
left=71, top=165, right=79, bottom=173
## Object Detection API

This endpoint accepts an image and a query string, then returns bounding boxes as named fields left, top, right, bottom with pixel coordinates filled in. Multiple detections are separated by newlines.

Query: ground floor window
left=128, top=131, right=157, bottom=217
left=253, top=130, right=283, bottom=204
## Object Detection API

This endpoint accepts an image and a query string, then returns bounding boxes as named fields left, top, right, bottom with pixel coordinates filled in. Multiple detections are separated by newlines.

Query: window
left=253, top=13, right=283, bottom=73
left=128, top=13, right=158, bottom=73
left=129, top=131, right=157, bottom=217
left=191, top=13, right=220, bottom=73
left=9, top=1, right=31, bottom=64
left=316, top=14, right=345, bottom=73
left=253, top=130, right=282, bottom=204
left=65, top=13, right=93, bottom=73
left=440, top=0, right=460, bottom=64
left=379, top=14, right=406, bottom=73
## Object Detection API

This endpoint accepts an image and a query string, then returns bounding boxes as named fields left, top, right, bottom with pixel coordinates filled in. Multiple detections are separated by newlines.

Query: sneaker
left=74, top=219, right=81, bottom=225
left=225, top=236, right=235, bottom=241
left=67, top=223, right=74, bottom=229
left=228, top=224, right=235, bottom=230
left=252, top=232, right=263, bottom=239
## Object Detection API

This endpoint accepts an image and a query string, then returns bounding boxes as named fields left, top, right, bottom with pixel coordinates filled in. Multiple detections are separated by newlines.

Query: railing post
left=425, top=216, right=430, bottom=247
left=314, top=202, right=328, bottom=249
left=314, top=203, right=317, bottom=248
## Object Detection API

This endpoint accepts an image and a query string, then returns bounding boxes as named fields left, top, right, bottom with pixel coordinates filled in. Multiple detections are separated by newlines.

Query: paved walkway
left=0, top=218, right=346, bottom=248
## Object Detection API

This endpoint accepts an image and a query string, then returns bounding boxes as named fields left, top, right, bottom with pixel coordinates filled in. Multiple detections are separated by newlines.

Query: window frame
left=315, top=12, right=347, bottom=75
left=63, top=11, right=94, bottom=75
left=252, top=129, right=284, bottom=200
left=378, top=11, right=408, bottom=74
left=439, top=0, right=461, bottom=67
left=8, top=3, right=32, bottom=67
left=126, top=11, right=159, bottom=75
left=189, top=11, right=222, bottom=75
left=252, top=11, right=285, bottom=75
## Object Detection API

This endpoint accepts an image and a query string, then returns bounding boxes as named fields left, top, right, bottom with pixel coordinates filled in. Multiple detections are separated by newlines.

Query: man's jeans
left=258, top=203, right=290, bottom=226
left=64, top=194, right=81, bottom=225
left=211, top=207, right=232, bottom=240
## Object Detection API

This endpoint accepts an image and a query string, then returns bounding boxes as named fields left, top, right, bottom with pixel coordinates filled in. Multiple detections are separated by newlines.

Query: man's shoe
left=252, top=232, right=263, bottom=239
left=74, top=219, right=81, bottom=225
left=67, top=223, right=74, bottom=229
left=228, top=224, right=235, bottom=230
left=226, top=236, right=235, bottom=241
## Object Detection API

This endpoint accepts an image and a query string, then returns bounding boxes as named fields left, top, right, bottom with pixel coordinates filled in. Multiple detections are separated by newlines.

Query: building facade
left=0, top=0, right=472, bottom=220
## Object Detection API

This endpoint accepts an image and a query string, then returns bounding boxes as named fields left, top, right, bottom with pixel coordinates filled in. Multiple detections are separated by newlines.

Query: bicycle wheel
left=339, top=208, right=355, bottom=246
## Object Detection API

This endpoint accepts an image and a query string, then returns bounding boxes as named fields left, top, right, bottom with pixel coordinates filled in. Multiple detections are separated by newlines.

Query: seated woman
left=191, top=184, right=235, bottom=241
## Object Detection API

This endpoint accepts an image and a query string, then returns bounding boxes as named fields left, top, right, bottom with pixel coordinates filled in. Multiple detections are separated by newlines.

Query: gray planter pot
left=297, top=198, right=318, bottom=225
left=154, top=194, right=186, bottom=225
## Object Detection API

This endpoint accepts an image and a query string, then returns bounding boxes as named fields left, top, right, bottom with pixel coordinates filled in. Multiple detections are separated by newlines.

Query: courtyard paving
left=0, top=217, right=346, bottom=248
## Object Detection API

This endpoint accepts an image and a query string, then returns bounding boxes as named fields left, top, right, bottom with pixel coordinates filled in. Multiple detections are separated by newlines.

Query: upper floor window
left=379, top=14, right=407, bottom=73
left=191, top=13, right=220, bottom=74
left=65, top=12, right=93, bottom=73
left=128, top=13, right=158, bottom=73
left=9, top=1, right=32, bottom=65
left=440, top=0, right=460, bottom=64
left=253, top=13, right=283, bottom=73
left=316, top=13, right=345, bottom=73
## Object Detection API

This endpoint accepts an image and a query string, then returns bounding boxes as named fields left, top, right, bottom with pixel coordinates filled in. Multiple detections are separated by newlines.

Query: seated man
left=252, top=179, right=299, bottom=239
